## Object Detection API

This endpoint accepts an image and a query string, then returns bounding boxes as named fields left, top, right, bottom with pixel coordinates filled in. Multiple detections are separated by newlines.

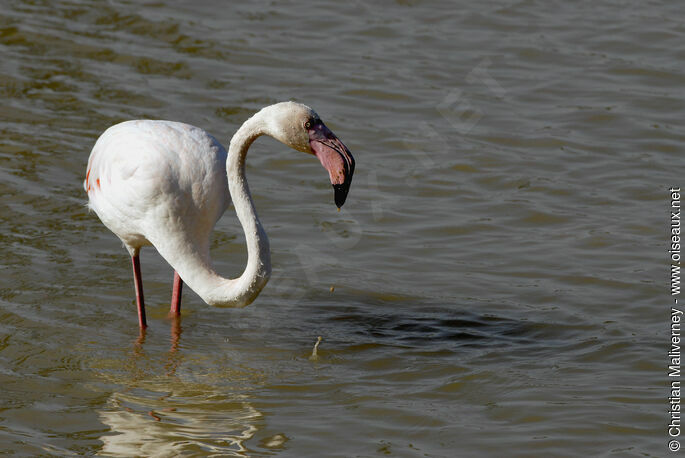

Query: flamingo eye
left=305, top=121, right=311, bottom=129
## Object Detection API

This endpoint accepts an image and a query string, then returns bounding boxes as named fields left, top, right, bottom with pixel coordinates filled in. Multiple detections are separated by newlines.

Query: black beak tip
left=333, top=184, right=349, bottom=208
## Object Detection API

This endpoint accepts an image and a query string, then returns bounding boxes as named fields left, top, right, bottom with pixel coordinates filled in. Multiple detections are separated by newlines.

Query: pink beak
left=308, top=121, right=355, bottom=208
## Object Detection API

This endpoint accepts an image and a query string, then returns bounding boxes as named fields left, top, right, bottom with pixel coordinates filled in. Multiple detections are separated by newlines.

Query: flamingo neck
left=188, top=112, right=271, bottom=307
left=225, top=112, right=272, bottom=305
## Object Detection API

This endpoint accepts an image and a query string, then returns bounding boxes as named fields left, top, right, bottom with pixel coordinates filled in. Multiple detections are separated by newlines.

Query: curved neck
left=222, top=112, right=272, bottom=305
left=168, top=112, right=272, bottom=307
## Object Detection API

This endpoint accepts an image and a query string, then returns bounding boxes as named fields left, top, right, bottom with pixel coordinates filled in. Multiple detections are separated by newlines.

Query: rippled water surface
left=0, top=0, right=680, bottom=456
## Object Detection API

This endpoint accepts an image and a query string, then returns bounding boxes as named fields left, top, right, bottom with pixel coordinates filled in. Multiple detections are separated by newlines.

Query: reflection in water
left=98, top=395, right=261, bottom=456
left=97, top=317, right=262, bottom=456
left=165, top=316, right=182, bottom=377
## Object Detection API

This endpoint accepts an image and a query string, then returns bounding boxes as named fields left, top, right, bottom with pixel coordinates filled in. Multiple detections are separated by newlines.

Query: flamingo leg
left=131, top=254, right=147, bottom=329
left=170, top=271, right=183, bottom=316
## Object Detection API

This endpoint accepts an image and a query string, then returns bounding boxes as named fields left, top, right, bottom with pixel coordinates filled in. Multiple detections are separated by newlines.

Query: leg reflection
left=166, top=315, right=182, bottom=376
left=133, top=327, right=146, bottom=358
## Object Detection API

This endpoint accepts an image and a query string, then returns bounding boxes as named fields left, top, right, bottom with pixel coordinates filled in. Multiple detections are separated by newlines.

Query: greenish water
left=0, top=0, right=680, bottom=456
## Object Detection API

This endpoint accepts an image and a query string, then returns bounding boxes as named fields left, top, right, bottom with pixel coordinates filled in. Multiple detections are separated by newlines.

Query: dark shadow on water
left=324, top=299, right=594, bottom=353
left=332, top=310, right=528, bottom=347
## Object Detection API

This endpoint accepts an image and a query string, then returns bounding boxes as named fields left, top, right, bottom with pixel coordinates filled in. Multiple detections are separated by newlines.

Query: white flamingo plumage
left=85, top=102, right=355, bottom=328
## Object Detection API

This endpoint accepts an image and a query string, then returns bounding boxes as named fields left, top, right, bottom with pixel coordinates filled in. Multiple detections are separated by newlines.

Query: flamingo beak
left=308, top=122, right=355, bottom=208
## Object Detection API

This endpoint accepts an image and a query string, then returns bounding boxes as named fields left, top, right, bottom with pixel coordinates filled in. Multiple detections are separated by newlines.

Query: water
left=0, top=0, right=679, bottom=455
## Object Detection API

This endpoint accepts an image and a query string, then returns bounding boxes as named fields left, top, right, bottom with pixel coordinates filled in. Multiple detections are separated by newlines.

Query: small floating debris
left=309, top=336, right=322, bottom=361
left=329, top=285, right=335, bottom=293
left=261, top=433, right=288, bottom=449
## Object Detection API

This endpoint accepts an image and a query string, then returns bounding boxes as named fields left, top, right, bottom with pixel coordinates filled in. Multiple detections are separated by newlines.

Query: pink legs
left=131, top=256, right=182, bottom=328
left=131, top=254, right=147, bottom=329
left=170, top=271, right=183, bottom=317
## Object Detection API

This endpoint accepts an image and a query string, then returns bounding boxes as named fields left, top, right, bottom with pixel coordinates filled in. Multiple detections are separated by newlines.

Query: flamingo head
left=264, top=101, right=355, bottom=208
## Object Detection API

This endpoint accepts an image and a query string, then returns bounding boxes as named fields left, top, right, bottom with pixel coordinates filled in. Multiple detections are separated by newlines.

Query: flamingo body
left=85, top=102, right=355, bottom=328
left=86, top=121, right=229, bottom=258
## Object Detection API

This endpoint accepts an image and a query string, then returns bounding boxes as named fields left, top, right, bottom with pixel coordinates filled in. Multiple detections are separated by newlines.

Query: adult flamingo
left=85, top=102, right=355, bottom=329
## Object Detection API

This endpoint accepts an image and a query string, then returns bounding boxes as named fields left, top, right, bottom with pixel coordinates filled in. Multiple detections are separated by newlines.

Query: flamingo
left=84, top=101, right=355, bottom=329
